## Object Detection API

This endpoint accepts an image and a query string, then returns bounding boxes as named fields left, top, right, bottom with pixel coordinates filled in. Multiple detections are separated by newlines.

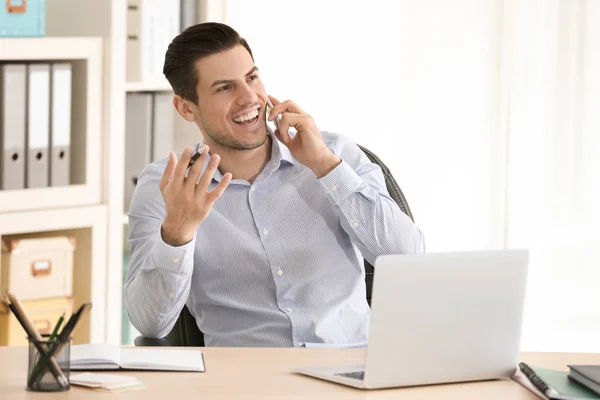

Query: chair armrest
left=134, top=335, right=171, bottom=346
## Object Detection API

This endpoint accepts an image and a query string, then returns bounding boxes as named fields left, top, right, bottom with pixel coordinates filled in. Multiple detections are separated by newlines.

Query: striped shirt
left=124, top=131, right=425, bottom=347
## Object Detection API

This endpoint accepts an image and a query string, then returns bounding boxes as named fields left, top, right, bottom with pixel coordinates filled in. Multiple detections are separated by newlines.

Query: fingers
left=196, top=153, right=221, bottom=193
left=173, top=147, right=194, bottom=182
left=159, top=152, right=177, bottom=191
left=184, top=145, right=209, bottom=190
left=206, top=172, right=232, bottom=203
left=268, top=95, right=281, bottom=105
left=277, top=112, right=306, bottom=143
left=268, top=98, right=306, bottom=120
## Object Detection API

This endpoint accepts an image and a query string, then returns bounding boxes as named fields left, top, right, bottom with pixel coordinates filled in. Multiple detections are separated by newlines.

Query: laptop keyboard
left=335, top=371, right=365, bottom=380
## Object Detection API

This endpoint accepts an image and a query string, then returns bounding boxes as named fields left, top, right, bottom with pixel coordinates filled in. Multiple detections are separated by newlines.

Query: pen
left=187, top=146, right=207, bottom=169
left=48, top=313, right=65, bottom=342
left=518, top=362, right=579, bottom=400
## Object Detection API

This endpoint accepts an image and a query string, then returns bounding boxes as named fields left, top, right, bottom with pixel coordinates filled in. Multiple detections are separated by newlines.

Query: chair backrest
left=137, top=144, right=413, bottom=347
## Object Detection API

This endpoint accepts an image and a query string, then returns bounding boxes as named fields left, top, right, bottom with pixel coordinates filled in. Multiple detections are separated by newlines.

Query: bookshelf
left=0, top=0, right=227, bottom=344
left=0, top=34, right=105, bottom=344
left=0, top=0, right=229, bottom=345
left=0, top=37, right=102, bottom=213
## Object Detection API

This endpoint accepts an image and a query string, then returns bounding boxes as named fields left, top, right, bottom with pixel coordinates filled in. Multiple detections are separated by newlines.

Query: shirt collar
left=271, top=132, right=296, bottom=167
left=199, top=133, right=295, bottom=184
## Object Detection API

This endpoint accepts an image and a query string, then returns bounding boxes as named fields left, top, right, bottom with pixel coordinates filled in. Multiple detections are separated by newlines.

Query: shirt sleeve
left=317, top=133, right=426, bottom=264
left=123, top=161, right=196, bottom=339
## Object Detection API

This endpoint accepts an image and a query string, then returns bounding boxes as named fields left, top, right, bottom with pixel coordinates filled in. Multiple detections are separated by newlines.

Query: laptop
left=294, top=249, right=529, bottom=389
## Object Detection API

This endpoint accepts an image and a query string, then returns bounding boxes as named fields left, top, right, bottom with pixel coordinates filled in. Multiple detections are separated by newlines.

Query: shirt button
left=263, top=228, right=269, bottom=236
left=168, top=293, right=175, bottom=299
left=331, top=185, right=338, bottom=191
left=286, top=308, right=293, bottom=313
left=250, top=185, right=256, bottom=192
left=352, top=221, right=359, bottom=228
left=277, top=269, right=283, bottom=276
left=172, top=257, right=180, bottom=263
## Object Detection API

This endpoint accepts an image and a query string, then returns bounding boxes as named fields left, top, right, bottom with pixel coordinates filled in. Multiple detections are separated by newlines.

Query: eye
left=217, top=84, right=233, bottom=92
left=248, top=74, right=259, bottom=81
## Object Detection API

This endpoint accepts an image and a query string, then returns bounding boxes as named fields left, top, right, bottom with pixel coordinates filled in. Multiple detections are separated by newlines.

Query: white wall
left=227, top=0, right=506, bottom=253
left=224, top=0, right=600, bottom=353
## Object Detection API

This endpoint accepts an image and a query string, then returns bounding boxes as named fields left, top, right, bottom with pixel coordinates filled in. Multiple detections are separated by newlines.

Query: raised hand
left=159, top=146, right=232, bottom=246
left=268, top=96, right=341, bottom=178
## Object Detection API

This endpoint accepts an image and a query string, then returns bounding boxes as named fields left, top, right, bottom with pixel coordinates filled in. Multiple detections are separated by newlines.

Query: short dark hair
left=163, top=22, right=254, bottom=104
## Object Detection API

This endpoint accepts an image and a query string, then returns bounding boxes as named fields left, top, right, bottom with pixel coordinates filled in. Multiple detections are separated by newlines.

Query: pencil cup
left=26, top=335, right=71, bottom=392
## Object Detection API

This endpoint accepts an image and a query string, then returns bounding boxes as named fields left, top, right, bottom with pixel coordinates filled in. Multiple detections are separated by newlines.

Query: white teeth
left=233, top=109, right=259, bottom=122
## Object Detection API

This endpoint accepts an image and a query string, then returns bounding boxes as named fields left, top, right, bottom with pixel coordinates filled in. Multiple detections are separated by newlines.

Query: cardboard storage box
left=1, top=236, right=75, bottom=301
left=0, top=296, right=73, bottom=346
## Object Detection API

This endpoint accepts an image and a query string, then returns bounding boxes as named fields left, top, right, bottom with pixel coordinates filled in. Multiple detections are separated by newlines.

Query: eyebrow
left=210, top=66, right=259, bottom=89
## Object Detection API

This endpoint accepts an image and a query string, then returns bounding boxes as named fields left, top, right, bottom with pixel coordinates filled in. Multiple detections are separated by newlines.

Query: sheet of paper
left=70, top=372, right=145, bottom=391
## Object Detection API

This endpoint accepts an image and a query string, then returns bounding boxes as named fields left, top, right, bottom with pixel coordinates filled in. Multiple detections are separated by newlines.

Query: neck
left=208, top=136, right=272, bottom=183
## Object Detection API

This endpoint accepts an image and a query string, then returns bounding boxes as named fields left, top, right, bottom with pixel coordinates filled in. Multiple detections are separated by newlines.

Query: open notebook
left=70, top=344, right=205, bottom=372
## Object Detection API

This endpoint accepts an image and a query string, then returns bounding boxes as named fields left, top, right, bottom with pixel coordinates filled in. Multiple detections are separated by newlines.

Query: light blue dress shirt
left=124, top=131, right=425, bottom=347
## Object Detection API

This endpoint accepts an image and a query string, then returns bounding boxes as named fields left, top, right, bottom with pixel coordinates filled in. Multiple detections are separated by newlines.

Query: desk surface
left=1, top=346, right=599, bottom=399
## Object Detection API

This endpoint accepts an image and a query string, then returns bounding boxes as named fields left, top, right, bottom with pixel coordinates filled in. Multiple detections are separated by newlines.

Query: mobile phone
left=266, top=98, right=281, bottom=132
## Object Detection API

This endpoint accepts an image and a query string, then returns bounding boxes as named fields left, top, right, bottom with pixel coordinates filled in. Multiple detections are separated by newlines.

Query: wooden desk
left=1, top=346, right=599, bottom=399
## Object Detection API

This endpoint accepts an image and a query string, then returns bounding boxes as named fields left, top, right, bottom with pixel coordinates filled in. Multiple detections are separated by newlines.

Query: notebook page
left=70, top=344, right=121, bottom=367
left=120, top=348, right=204, bottom=371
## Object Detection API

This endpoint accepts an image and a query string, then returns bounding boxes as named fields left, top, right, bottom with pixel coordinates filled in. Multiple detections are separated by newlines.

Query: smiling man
left=124, top=22, right=426, bottom=347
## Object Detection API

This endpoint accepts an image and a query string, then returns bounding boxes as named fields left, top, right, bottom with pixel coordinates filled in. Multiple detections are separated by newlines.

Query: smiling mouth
left=232, top=109, right=260, bottom=125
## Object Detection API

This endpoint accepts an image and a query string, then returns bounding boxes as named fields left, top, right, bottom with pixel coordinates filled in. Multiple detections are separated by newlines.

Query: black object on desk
left=569, top=366, right=600, bottom=396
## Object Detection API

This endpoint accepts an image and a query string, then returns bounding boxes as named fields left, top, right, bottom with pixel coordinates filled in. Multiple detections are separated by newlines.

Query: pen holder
left=26, top=335, right=70, bottom=392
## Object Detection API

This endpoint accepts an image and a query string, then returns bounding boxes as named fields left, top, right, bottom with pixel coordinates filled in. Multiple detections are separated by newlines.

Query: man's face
left=193, top=45, right=268, bottom=151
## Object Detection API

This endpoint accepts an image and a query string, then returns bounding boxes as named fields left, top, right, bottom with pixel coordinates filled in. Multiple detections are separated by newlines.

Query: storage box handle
left=31, top=259, right=52, bottom=277
left=6, top=0, right=27, bottom=14
left=34, top=319, right=51, bottom=335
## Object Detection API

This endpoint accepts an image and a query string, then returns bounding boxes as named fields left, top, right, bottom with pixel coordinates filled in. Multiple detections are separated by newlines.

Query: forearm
left=124, top=221, right=196, bottom=338
left=319, top=160, right=425, bottom=263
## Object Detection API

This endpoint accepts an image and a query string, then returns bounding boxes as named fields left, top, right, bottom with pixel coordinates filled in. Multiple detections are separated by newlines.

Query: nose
left=236, top=81, right=259, bottom=106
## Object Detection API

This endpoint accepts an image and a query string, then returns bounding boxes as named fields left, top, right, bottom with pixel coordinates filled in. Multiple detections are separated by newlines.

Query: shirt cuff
left=150, top=229, right=196, bottom=274
left=318, top=159, right=364, bottom=205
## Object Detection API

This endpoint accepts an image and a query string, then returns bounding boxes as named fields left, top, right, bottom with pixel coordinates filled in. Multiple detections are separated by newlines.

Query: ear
left=173, top=95, right=197, bottom=122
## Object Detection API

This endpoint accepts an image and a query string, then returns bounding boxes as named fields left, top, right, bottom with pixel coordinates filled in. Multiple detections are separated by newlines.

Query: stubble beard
left=200, top=116, right=268, bottom=152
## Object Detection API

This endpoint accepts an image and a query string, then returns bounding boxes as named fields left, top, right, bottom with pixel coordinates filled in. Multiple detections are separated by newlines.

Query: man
left=124, top=22, right=425, bottom=347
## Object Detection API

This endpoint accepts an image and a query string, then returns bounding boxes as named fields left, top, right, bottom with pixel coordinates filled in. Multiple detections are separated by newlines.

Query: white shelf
left=0, top=185, right=98, bottom=213
left=0, top=37, right=101, bottom=60
left=0, top=36, right=103, bottom=213
left=0, top=204, right=105, bottom=235
left=125, top=80, right=172, bottom=92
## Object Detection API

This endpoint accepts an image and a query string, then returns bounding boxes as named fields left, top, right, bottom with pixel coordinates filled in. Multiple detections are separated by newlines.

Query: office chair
left=134, top=144, right=414, bottom=346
